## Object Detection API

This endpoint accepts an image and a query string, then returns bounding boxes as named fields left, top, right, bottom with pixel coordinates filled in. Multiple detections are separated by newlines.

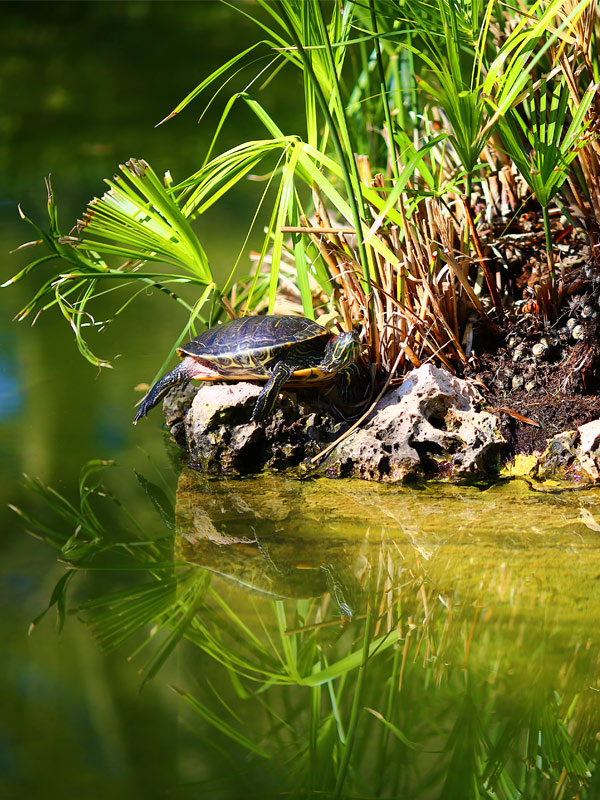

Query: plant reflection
left=14, top=461, right=600, bottom=799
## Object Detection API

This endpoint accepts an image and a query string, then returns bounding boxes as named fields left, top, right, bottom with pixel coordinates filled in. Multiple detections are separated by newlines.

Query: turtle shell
left=178, top=315, right=332, bottom=379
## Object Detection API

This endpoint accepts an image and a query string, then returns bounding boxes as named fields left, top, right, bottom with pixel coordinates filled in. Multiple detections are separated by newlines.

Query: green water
left=2, top=4, right=600, bottom=799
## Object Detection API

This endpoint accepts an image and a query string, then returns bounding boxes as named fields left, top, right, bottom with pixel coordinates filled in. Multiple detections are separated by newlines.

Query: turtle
left=133, top=314, right=361, bottom=424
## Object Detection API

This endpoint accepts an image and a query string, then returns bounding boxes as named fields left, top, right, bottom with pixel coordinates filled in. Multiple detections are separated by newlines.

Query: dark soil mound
left=473, top=277, right=600, bottom=456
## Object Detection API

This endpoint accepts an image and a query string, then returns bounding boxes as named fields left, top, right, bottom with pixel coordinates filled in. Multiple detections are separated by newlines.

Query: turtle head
left=321, top=331, right=360, bottom=373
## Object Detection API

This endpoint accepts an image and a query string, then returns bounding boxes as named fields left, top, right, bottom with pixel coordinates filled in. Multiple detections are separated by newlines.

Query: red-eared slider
left=133, top=314, right=360, bottom=424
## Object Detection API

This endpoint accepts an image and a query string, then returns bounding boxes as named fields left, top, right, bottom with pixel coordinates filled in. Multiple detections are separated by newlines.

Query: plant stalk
left=461, top=195, right=504, bottom=321
left=368, top=0, right=399, bottom=181
left=542, top=205, right=556, bottom=290
left=277, top=1, right=374, bottom=326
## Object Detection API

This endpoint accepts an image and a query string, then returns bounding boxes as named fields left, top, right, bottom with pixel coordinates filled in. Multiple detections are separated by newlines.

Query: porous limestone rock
left=324, top=364, right=506, bottom=482
left=163, top=380, right=345, bottom=475
left=160, top=364, right=506, bottom=481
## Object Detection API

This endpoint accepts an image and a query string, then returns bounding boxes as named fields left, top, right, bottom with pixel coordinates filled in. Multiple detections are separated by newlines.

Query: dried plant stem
left=280, top=226, right=356, bottom=234
left=461, top=196, right=504, bottom=319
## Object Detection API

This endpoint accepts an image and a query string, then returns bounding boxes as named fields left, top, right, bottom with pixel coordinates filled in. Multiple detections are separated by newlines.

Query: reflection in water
left=13, top=462, right=600, bottom=798
left=176, top=469, right=361, bottom=618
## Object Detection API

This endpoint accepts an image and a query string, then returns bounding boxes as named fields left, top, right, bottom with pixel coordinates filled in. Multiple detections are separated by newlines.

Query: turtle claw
left=132, top=361, right=193, bottom=423
left=250, top=359, right=294, bottom=422
left=133, top=393, right=158, bottom=424
left=132, top=403, right=149, bottom=425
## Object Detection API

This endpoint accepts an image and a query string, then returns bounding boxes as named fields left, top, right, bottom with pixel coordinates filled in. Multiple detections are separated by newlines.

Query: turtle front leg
left=251, top=359, right=295, bottom=422
left=133, top=358, right=197, bottom=424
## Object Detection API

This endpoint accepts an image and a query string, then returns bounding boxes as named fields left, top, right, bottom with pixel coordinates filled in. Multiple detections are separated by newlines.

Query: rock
left=158, top=365, right=506, bottom=482
left=163, top=383, right=204, bottom=447
left=536, top=420, right=600, bottom=483
left=324, top=364, right=506, bottom=482
left=577, top=420, right=600, bottom=481
left=171, top=381, right=345, bottom=475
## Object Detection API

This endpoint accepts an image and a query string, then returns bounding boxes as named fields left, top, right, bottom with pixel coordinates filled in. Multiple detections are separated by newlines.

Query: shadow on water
left=10, top=460, right=600, bottom=799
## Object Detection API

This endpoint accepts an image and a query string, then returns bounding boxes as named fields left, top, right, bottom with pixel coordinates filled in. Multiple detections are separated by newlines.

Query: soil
left=466, top=217, right=600, bottom=456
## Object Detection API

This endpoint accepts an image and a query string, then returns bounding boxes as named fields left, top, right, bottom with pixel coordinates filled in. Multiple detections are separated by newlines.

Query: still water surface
left=5, top=463, right=600, bottom=799
left=2, top=4, right=600, bottom=799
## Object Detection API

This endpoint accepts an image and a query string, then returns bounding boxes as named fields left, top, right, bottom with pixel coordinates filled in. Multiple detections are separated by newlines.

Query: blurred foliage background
left=0, top=4, right=301, bottom=796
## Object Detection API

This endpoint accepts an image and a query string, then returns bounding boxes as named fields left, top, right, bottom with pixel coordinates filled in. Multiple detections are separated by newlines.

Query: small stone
left=525, top=380, right=537, bottom=392
left=582, top=304, right=594, bottom=318
left=571, top=324, right=586, bottom=341
left=535, top=430, right=580, bottom=481
left=512, top=344, right=527, bottom=363
left=566, top=317, right=578, bottom=330
left=532, top=341, right=549, bottom=359
left=511, top=375, right=524, bottom=391
left=536, top=422, right=600, bottom=484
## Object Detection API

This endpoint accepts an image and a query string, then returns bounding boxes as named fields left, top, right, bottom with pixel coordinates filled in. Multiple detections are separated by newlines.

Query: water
left=2, top=5, right=600, bottom=799
left=5, top=465, right=600, bottom=798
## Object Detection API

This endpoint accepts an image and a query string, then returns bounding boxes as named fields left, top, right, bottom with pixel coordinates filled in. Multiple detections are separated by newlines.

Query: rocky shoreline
left=160, top=362, right=600, bottom=486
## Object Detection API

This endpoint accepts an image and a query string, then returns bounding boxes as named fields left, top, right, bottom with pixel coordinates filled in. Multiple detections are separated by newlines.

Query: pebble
left=571, top=324, right=586, bottom=341
left=512, top=375, right=524, bottom=391
left=525, top=380, right=537, bottom=392
left=512, top=344, right=527, bottom=363
left=566, top=317, right=578, bottom=330
left=532, top=340, right=549, bottom=359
